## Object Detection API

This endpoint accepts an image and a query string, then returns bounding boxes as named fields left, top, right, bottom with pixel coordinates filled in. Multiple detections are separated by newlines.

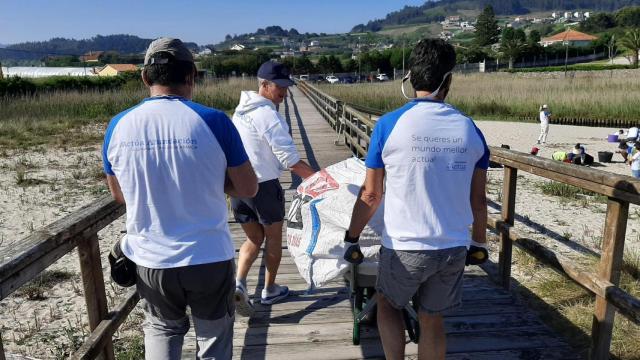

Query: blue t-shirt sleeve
left=365, top=123, right=385, bottom=168
left=473, top=124, right=490, bottom=170
left=102, top=116, right=121, bottom=176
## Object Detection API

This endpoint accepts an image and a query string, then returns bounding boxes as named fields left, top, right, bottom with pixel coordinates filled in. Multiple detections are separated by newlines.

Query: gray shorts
left=376, top=246, right=466, bottom=314
left=231, top=179, right=285, bottom=225
left=136, top=260, right=236, bottom=359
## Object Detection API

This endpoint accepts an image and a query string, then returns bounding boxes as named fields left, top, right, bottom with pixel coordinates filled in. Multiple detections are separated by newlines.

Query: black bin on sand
left=597, top=151, right=613, bottom=163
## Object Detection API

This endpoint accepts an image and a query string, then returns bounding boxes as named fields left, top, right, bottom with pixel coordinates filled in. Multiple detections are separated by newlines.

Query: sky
left=0, top=0, right=428, bottom=45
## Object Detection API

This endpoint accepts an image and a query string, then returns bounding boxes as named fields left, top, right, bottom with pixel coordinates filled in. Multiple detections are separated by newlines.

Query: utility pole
left=402, top=37, right=406, bottom=77
left=564, top=28, right=570, bottom=76
left=358, top=36, right=361, bottom=82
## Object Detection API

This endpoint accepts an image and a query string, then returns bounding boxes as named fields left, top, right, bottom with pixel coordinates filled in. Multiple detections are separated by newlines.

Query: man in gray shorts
left=231, top=60, right=316, bottom=317
left=103, top=38, right=258, bottom=359
left=345, top=39, right=489, bottom=360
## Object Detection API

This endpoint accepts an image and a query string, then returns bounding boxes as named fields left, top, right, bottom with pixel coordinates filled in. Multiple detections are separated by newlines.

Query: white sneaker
left=234, top=282, right=255, bottom=317
left=261, top=284, right=290, bottom=305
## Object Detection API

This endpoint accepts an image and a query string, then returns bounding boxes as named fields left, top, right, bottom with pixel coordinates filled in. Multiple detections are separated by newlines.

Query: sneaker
left=261, top=284, right=290, bottom=305
left=536, top=140, right=541, bottom=144
left=234, top=283, right=255, bottom=317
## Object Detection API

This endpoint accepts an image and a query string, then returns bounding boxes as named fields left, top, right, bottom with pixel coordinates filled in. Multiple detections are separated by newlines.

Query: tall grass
left=0, top=78, right=256, bottom=149
left=318, top=72, right=640, bottom=122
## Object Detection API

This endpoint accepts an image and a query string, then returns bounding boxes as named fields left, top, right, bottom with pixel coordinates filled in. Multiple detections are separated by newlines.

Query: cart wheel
left=352, top=316, right=361, bottom=345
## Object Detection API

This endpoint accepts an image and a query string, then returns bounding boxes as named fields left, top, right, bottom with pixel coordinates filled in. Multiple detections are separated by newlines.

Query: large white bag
left=286, top=158, right=384, bottom=289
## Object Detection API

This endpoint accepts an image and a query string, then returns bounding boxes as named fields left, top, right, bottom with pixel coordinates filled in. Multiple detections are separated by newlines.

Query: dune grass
left=0, top=78, right=256, bottom=149
left=317, top=71, right=640, bottom=123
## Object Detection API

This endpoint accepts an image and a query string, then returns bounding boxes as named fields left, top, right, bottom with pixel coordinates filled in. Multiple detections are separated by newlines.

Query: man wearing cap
left=231, top=60, right=316, bottom=316
left=102, top=37, right=258, bottom=359
left=344, top=39, right=489, bottom=359
left=537, top=104, right=551, bottom=144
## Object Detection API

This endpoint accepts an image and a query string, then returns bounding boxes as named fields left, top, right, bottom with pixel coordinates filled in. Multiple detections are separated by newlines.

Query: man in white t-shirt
left=537, top=104, right=551, bottom=144
left=231, top=61, right=316, bottom=317
left=345, top=39, right=489, bottom=360
left=103, top=38, right=257, bottom=359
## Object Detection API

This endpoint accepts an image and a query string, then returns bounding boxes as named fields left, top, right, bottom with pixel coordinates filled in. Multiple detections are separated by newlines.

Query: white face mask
left=401, top=71, right=452, bottom=101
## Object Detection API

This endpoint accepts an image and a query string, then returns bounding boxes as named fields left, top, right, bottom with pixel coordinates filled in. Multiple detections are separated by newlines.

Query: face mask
left=401, top=71, right=452, bottom=101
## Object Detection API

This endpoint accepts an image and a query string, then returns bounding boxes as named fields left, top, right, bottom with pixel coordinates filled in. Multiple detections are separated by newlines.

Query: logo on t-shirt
left=447, top=161, right=467, bottom=171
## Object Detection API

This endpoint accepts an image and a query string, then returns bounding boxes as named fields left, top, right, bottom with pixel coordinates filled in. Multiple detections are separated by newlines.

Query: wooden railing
left=0, top=196, right=138, bottom=360
left=298, top=80, right=640, bottom=360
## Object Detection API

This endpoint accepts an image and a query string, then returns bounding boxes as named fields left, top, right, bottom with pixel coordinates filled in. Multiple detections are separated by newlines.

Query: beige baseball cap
left=144, top=37, right=194, bottom=66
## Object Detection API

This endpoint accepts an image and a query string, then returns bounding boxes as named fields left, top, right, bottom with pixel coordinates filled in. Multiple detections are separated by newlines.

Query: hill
left=351, top=0, right=640, bottom=32
left=0, top=34, right=199, bottom=61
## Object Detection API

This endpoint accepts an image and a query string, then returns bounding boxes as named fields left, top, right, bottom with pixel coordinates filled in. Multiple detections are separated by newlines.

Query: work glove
left=466, top=240, right=488, bottom=266
left=343, top=231, right=364, bottom=265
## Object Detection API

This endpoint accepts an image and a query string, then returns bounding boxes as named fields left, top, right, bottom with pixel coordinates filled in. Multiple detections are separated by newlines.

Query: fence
left=297, top=79, right=640, bottom=360
left=0, top=198, right=137, bottom=359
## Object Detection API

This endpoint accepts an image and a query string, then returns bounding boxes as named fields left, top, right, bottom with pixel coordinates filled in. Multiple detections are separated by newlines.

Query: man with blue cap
left=231, top=60, right=316, bottom=317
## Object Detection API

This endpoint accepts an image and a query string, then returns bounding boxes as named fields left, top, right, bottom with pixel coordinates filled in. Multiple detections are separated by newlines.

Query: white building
left=1, top=66, right=97, bottom=78
left=230, top=44, right=245, bottom=51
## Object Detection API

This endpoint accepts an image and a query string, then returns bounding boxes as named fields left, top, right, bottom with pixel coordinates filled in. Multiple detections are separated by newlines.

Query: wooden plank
left=71, top=290, right=140, bottom=360
left=590, top=198, right=629, bottom=360
left=490, top=148, right=640, bottom=205
left=0, top=196, right=124, bottom=300
left=487, top=215, right=640, bottom=324
left=77, top=234, right=115, bottom=360
left=499, top=166, right=517, bottom=289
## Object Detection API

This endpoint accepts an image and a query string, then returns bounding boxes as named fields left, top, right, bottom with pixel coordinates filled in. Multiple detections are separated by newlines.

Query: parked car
left=299, top=74, right=309, bottom=81
left=325, top=75, right=339, bottom=84
left=376, top=73, right=389, bottom=81
left=339, top=76, right=354, bottom=84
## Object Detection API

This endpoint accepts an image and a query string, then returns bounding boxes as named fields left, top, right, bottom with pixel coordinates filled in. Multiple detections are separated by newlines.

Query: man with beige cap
left=103, top=37, right=257, bottom=359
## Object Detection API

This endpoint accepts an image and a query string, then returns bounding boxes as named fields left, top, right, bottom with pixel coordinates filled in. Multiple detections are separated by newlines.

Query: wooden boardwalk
left=183, top=86, right=578, bottom=359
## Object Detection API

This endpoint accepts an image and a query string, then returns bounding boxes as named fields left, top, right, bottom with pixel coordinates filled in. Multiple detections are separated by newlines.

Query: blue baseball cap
left=257, top=61, right=294, bottom=87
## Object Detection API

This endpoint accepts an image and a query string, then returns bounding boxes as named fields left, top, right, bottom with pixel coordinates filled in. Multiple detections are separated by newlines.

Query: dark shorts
left=136, top=259, right=235, bottom=321
left=231, top=179, right=285, bottom=225
left=376, top=246, right=466, bottom=314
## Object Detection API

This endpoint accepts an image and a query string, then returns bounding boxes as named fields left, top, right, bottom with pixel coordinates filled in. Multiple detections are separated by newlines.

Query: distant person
left=530, top=147, right=539, bottom=156
left=344, top=39, right=489, bottom=360
left=231, top=60, right=316, bottom=317
left=102, top=38, right=258, bottom=359
left=629, top=142, right=640, bottom=178
left=537, top=104, right=551, bottom=145
left=627, top=126, right=639, bottom=142
left=552, top=151, right=568, bottom=162
left=617, top=141, right=631, bottom=162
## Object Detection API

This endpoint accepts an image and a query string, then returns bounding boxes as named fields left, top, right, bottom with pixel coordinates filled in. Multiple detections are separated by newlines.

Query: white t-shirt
left=102, top=96, right=248, bottom=269
left=365, top=100, right=490, bottom=251
left=631, top=150, right=640, bottom=171
left=539, top=110, right=550, bottom=126
left=232, top=91, right=301, bottom=183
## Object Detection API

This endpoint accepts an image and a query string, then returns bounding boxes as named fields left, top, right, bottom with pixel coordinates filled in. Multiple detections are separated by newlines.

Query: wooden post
left=77, top=234, right=115, bottom=360
left=0, top=332, right=6, bottom=360
left=590, top=198, right=629, bottom=360
left=500, top=166, right=517, bottom=289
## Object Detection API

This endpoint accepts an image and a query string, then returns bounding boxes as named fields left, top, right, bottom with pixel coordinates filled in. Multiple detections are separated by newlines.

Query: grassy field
left=0, top=78, right=256, bottom=149
left=317, top=72, right=640, bottom=123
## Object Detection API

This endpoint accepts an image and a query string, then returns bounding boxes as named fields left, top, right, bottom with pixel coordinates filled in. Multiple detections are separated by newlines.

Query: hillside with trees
left=0, top=35, right=200, bottom=62
left=351, top=0, right=640, bottom=32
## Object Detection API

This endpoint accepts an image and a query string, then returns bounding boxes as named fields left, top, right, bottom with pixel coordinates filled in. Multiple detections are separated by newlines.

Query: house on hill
left=230, top=44, right=245, bottom=51
left=540, top=29, right=598, bottom=47
left=79, top=51, right=104, bottom=63
left=98, top=64, right=139, bottom=76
